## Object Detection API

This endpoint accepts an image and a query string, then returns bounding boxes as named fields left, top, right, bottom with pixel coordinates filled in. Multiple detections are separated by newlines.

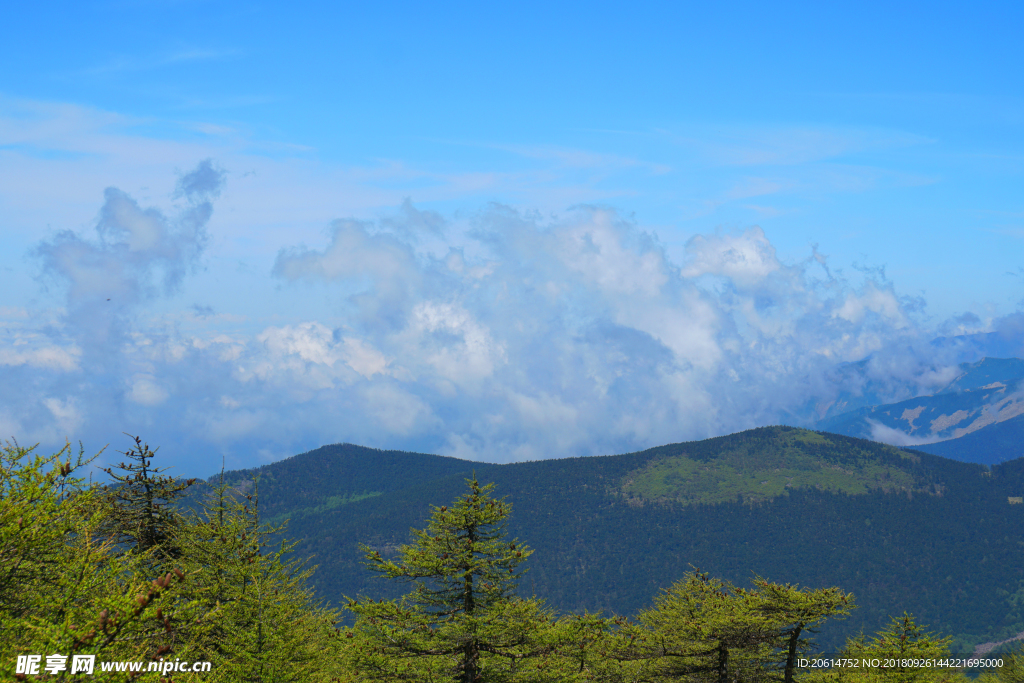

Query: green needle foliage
left=339, top=478, right=866, bottom=683
left=596, top=572, right=854, bottom=683
left=364, top=476, right=529, bottom=613
left=99, top=434, right=196, bottom=568
left=1, top=437, right=344, bottom=682
left=627, top=571, right=779, bottom=683
left=813, top=614, right=967, bottom=683
left=978, top=645, right=1024, bottom=683
left=741, top=577, right=856, bottom=683
left=0, top=440, right=193, bottom=680
left=171, top=472, right=344, bottom=682
left=343, top=476, right=574, bottom=682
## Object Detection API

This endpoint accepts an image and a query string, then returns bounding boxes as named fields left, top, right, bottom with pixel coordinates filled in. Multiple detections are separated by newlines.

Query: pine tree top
left=359, top=476, right=531, bottom=618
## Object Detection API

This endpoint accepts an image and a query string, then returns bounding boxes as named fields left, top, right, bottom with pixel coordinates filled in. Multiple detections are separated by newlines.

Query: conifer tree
left=740, top=577, right=854, bottom=683
left=171, top=472, right=345, bottom=682
left=626, top=571, right=777, bottom=683
left=342, top=476, right=564, bottom=682
left=0, top=436, right=349, bottom=681
left=0, top=439, right=193, bottom=680
left=99, top=434, right=196, bottom=567
left=816, top=614, right=964, bottom=683
left=601, top=572, right=854, bottom=683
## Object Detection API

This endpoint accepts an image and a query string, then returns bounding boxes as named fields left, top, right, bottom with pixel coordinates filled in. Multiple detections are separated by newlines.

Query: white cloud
left=681, top=227, right=780, bottom=287
left=406, top=301, right=505, bottom=386
left=362, top=384, right=436, bottom=435
left=557, top=209, right=669, bottom=296
left=258, top=322, right=341, bottom=366
left=251, top=322, right=392, bottom=387
left=43, top=397, right=83, bottom=435
left=340, top=337, right=389, bottom=379
left=128, top=375, right=169, bottom=406
left=867, top=420, right=943, bottom=448
left=832, top=281, right=908, bottom=328
left=0, top=345, right=81, bottom=371
left=4, top=164, right=1017, bottom=475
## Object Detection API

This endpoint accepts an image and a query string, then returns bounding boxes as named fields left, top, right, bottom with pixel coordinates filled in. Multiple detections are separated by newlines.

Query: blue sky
left=2, top=1, right=1023, bottom=475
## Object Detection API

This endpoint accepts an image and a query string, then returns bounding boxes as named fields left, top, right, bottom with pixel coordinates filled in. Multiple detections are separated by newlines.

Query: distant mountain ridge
left=936, top=357, right=1024, bottom=394
left=916, top=413, right=1024, bottom=463
left=213, top=443, right=499, bottom=526
left=816, top=357, right=1024, bottom=464
left=211, top=426, right=1024, bottom=654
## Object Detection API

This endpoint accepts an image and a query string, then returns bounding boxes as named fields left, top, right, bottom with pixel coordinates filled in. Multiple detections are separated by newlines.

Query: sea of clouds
left=2, top=161, right=1021, bottom=476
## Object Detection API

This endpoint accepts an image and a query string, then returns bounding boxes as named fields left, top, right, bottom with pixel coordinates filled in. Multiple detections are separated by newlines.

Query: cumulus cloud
left=5, top=173, right=1017, bottom=474
left=681, top=226, right=780, bottom=285
left=258, top=202, right=971, bottom=462
left=39, top=160, right=221, bottom=301
left=0, top=161, right=224, bottom=450
left=31, top=160, right=223, bottom=353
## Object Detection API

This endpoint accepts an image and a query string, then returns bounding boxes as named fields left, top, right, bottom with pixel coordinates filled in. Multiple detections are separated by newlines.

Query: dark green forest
left=218, top=426, right=1024, bottom=653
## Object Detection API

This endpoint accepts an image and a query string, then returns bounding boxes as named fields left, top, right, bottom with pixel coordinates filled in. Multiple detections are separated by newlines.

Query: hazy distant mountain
left=816, top=357, right=1024, bottom=464
left=930, top=327, right=1024, bottom=365
left=914, top=413, right=1024, bottom=464
left=808, top=324, right=1024, bottom=425
left=212, top=427, right=1024, bottom=653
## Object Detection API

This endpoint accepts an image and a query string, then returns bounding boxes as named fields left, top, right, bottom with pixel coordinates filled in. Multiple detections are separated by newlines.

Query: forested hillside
left=4, top=431, right=1024, bottom=681
left=218, top=426, right=1024, bottom=653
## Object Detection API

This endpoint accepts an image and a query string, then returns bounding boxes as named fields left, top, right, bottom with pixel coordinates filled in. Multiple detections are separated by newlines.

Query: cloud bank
left=3, top=165, right=1018, bottom=475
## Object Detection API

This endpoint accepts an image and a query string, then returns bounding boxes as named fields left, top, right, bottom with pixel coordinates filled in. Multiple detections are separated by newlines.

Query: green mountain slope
left=214, top=426, right=1024, bottom=652
left=619, top=429, right=933, bottom=504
